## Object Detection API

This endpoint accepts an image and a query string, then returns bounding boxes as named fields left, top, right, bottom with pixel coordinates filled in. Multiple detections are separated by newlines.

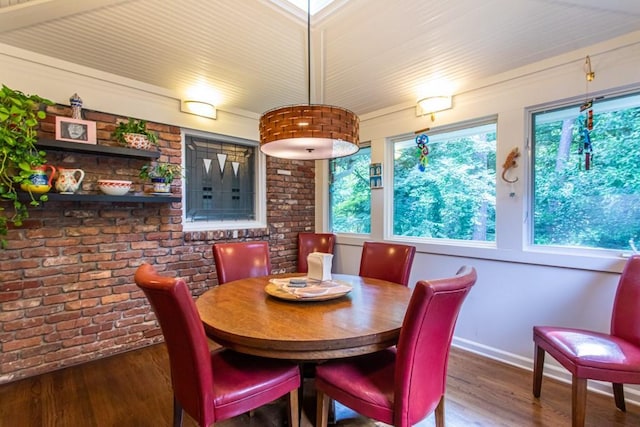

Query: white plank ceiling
left=0, top=0, right=639, bottom=117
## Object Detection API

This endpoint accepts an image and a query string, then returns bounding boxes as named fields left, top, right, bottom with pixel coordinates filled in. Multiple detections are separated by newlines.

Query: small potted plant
left=139, top=162, right=182, bottom=193
left=111, top=118, right=158, bottom=150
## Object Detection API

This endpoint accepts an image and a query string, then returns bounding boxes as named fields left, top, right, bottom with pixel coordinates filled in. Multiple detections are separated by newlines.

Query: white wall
left=0, top=43, right=259, bottom=140
left=321, top=31, right=640, bottom=400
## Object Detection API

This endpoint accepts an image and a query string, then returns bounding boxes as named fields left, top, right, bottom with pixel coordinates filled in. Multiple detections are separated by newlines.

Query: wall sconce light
left=181, top=100, right=217, bottom=119
left=416, top=95, right=452, bottom=120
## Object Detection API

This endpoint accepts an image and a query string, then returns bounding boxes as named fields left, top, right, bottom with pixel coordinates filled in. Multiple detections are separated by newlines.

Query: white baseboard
left=452, top=336, right=640, bottom=406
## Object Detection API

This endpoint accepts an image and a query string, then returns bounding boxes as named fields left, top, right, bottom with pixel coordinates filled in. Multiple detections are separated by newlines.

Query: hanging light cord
left=307, top=0, right=311, bottom=105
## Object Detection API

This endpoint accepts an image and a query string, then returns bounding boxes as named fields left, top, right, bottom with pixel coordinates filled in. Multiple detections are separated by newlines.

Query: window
left=532, top=91, right=640, bottom=251
left=183, top=132, right=264, bottom=229
left=392, top=120, right=497, bottom=241
left=329, top=146, right=371, bottom=233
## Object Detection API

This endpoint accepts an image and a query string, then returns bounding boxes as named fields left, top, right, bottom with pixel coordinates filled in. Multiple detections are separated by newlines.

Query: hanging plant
left=0, top=84, right=53, bottom=248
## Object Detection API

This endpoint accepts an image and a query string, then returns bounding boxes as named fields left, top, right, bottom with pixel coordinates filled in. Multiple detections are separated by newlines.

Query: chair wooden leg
left=329, top=398, right=336, bottom=424
left=316, top=389, right=330, bottom=427
left=172, top=395, right=183, bottom=427
left=435, top=395, right=445, bottom=427
left=613, top=383, right=626, bottom=412
left=288, top=389, right=300, bottom=427
left=297, top=365, right=306, bottom=424
left=533, top=344, right=545, bottom=397
left=571, top=376, right=587, bottom=427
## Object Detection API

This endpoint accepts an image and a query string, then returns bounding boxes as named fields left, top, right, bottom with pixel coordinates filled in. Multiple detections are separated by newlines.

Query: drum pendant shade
left=258, top=0, right=359, bottom=160
left=259, top=104, right=359, bottom=160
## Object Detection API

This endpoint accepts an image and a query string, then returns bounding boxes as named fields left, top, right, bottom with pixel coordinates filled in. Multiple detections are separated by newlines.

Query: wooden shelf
left=36, top=139, right=160, bottom=160
left=19, top=192, right=180, bottom=203
left=26, top=139, right=178, bottom=204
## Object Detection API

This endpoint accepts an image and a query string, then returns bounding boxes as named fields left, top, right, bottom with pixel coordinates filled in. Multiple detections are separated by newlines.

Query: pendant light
left=259, top=0, right=360, bottom=160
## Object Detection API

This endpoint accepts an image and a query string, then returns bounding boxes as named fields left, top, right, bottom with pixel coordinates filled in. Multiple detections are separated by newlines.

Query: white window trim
left=326, top=143, right=374, bottom=236
left=181, top=128, right=267, bottom=232
left=524, top=85, right=640, bottom=259
left=384, top=116, right=498, bottom=247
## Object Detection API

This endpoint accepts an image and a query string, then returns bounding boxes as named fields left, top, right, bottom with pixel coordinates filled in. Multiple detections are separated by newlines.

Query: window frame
left=322, top=87, right=640, bottom=273
left=328, top=143, right=373, bottom=236
left=526, top=86, right=640, bottom=257
left=386, top=116, right=498, bottom=247
left=181, top=128, right=267, bottom=232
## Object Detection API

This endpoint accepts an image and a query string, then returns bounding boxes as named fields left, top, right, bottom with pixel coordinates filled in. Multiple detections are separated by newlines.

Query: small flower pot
left=123, top=133, right=153, bottom=150
left=151, top=177, right=171, bottom=193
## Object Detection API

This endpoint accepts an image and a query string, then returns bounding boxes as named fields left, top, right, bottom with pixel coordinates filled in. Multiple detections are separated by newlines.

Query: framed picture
left=55, top=117, right=97, bottom=144
left=369, top=162, right=383, bottom=189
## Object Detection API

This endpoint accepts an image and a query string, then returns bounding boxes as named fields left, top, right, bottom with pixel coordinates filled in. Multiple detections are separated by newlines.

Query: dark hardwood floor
left=1, top=344, right=639, bottom=426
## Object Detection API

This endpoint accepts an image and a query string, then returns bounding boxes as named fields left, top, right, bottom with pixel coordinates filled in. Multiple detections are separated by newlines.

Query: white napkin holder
left=307, top=252, right=333, bottom=281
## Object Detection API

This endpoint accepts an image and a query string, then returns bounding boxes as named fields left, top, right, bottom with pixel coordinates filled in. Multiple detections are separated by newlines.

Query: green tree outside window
left=329, top=147, right=371, bottom=234
left=393, top=122, right=497, bottom=241
left=532, top=92, right=640, bottom=251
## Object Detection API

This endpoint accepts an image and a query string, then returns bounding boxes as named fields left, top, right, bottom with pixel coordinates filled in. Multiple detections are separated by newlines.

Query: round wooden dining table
left=196, top=274, right=412, bottom=361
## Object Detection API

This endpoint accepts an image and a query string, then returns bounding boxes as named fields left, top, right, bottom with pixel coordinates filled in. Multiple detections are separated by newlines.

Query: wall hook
left=584, top=56, right=595, bottom=82
left=501, top=147, right=520, bottom=183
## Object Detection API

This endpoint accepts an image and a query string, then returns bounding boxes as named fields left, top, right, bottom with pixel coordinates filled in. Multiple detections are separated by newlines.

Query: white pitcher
left=55, top=168, right=85, bottom=194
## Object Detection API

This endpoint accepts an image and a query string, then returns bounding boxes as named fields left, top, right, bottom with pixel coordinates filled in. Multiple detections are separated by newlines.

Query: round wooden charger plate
left=264, top=281, right=352, bottom=302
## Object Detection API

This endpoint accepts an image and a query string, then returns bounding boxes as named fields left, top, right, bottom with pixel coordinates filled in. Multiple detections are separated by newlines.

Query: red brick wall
left=0, top=105, right=315, bottom=383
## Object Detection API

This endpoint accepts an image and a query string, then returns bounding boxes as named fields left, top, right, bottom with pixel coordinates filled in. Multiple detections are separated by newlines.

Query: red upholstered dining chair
left=297, top=232, right=336, bottom=273
left=134, top=264, right=300, bottom=427
left=359, top=241, right=416, bottom=286
left=533, top=255, right=640, bottom=427
left=212, top=241, right=271, bottom=285
left=315, top=266, right=477, bottom=427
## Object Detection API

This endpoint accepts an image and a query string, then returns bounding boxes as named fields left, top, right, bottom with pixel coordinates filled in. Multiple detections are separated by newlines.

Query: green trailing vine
left=0, top=84, right=53, bottom=248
